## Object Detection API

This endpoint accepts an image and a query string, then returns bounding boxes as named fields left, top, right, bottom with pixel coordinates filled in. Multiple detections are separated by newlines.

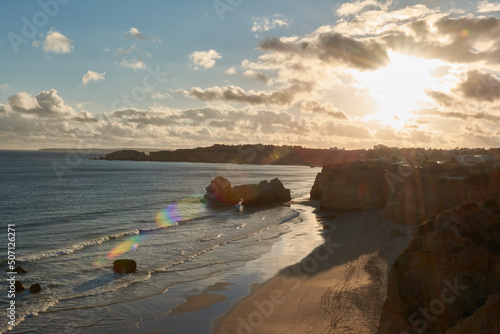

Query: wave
left=198, top=234, right=221, bottom=242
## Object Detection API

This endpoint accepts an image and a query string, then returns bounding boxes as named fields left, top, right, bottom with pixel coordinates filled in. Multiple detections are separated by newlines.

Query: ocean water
left=0, top=150, right=319, bottom=333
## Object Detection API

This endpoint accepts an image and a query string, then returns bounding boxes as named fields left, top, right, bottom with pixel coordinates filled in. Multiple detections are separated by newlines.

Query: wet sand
left=213, top=209, right=413, bottom=334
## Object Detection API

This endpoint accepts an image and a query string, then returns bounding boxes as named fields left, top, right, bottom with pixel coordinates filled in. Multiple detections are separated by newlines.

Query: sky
left=1, top=0, right=500, bottom=150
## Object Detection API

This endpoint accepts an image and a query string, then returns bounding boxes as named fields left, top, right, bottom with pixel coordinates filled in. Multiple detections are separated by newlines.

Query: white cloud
left=127, top=27, right=147, bottom=40
left=477, top=1, right=500, bottom=13
left=336, top=0, right=381, bottom=16
left=119, top=57, right=146, bottom=70
left=189, top=49, right=222, bottom=69
left=0, top=84, right=10, bottom=92
left=43, top=29, right=73, bottom=54
left=251, top=14, right=291, bottom=35
left=7, top=89, right=76, bottom=118
left=224, top=67, right=237, bottom=75
left=82, top=70, right=106, bottom=86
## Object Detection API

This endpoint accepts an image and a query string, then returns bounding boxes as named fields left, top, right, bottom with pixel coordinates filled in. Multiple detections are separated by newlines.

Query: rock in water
left=14, top=281, right=24, bottom=293
left=29, top=283, right=42, bottom=293
left=204, top=177, right=291, bottom=206
left=113, top=259, right=137, bottom=273
left=14, top=265, right=27, bottom=274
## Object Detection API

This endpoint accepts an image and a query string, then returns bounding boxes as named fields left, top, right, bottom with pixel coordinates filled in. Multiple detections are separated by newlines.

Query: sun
left=356, top=51, right=444, bottom=125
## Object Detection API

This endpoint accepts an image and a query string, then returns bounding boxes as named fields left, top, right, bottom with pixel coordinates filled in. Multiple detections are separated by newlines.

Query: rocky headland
left=311, top=161, right=500, bottom=225
left=378, top=202, right=500, bottom=334
left=104, top=144, right=366, bottom=166
left=204, top=177, right=291, bottom=206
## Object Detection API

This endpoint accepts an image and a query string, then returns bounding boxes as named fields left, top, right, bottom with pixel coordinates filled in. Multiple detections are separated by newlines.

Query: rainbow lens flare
left=155, top=196, right=205, bottom=227
left=106, top=235, right=142, bottom=260
left=460, top=29, right=470, bottom=38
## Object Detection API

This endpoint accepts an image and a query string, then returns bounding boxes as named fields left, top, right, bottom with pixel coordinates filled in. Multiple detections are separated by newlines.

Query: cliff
left=310, top=161, right=392, bottom=210
left=378, top=202, right=500, bottom=334
left=204, top=177, right=291, bottom=206
left=312, top=161, right=500, bottom=224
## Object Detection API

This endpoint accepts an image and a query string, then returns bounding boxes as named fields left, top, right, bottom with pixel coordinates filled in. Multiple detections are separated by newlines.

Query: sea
left=0, top=150, right=322, bottom=333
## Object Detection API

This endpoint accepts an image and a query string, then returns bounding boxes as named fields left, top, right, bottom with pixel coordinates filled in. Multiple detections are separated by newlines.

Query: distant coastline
left=99, top=144, right=500, bottom=167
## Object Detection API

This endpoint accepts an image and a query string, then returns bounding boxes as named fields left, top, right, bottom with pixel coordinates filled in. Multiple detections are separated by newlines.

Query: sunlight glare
left=356, top=51, right=443, bottom=124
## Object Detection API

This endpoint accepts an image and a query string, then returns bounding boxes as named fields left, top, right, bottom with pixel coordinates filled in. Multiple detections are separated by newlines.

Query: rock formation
left=29, top=283, right=42, bottom=293
left=113, top=259, right=137, bottom=273
left=310, top=162, right=392, bottom=210
left=14, top=281, right=24, bottom=293
left=14, top=265, right=27, bottom=274
left=311, top=161, right=500, bottom=225
left=378, top=203, right=500, bottom=334
left=384, top=168, right=500, bottom=225
left=204, top=177, right=291, bottom=206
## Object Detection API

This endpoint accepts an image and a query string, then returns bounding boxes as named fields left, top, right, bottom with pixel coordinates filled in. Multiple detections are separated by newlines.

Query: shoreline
left=124, top=201, right=326, bottom=334
left=212, top=207, right=414, bottom=334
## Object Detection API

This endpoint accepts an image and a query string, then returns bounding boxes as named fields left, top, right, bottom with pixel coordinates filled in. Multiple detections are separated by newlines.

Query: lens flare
left=155, top=196, right=205, bottom=227
left=460, top=29, right=470, bottom=38
left=107, top=235, right=142, bottom=260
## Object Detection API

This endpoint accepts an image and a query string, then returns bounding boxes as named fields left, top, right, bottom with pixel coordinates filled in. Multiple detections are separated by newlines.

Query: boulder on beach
left=14, top=265, right=27, bottom=274
left=204, top=177, right=291, bottom=206
left=15, top=281, right=24, bottom=293
left=30, top=283, right=42, bottom=293
left=113, top=259, right=137, bottom=273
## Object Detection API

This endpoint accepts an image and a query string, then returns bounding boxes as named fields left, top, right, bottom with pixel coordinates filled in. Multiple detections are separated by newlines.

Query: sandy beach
left=213, top=207, right=414, bottom=334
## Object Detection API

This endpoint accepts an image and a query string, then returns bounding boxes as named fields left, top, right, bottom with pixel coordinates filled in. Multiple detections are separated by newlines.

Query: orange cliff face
left=310, top=162, right=392, bottom=211
left=378, top=203, right=500, bottom=334
left=311, top=161, right=500, bottom=225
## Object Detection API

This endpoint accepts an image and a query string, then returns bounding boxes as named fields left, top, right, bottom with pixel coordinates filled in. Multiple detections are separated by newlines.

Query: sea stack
left=113, top=259, right=137, bottom=273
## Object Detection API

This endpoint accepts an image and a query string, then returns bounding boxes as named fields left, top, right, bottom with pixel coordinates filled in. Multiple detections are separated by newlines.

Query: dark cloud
left=181, top=82, right=313, bottom=106
left=298, top=100, right=348, bottom=119
left=258, top=33, right=390, bottom=70
left=456, top=69, right=500, bottom=102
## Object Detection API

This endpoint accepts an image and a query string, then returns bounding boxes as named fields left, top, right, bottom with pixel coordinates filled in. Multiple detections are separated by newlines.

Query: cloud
left=224, top=67, right=237, bottom=75
left=119, top=57, right=146, bottom=70
left=477, top=1, right=500, bottom=13
left=251, top=14, right=291, bottom=35
left=115, top=44, right=137, bottom=56
left=189, top=49, right=222, bottom=69
left=456, top=69, right=500, bottom=102
left=180, top=81, right=313, bottom=106
left=126, top=27, right=161, bottom=42
left=0, top=84, right=10, bottom=92
left=336, top=0, right=381, bottom=16
left=299, top=100, right=348, bottom=119
left=43, top=29, right=73, bottom=54
left=258, top=32, right=390, bottom=70
left=7, top=89, right=76, bottom=118
left=127, top=27, right=147, bottom=40
left=82, top=70, right=106, bottom=87
left=382, top=16, right=500, bottom=65
left=243, top=70, right=268, bottom=83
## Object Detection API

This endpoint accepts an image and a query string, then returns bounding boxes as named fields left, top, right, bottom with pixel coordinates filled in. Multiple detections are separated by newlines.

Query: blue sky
left=1, top=0, right=500, bottom=149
